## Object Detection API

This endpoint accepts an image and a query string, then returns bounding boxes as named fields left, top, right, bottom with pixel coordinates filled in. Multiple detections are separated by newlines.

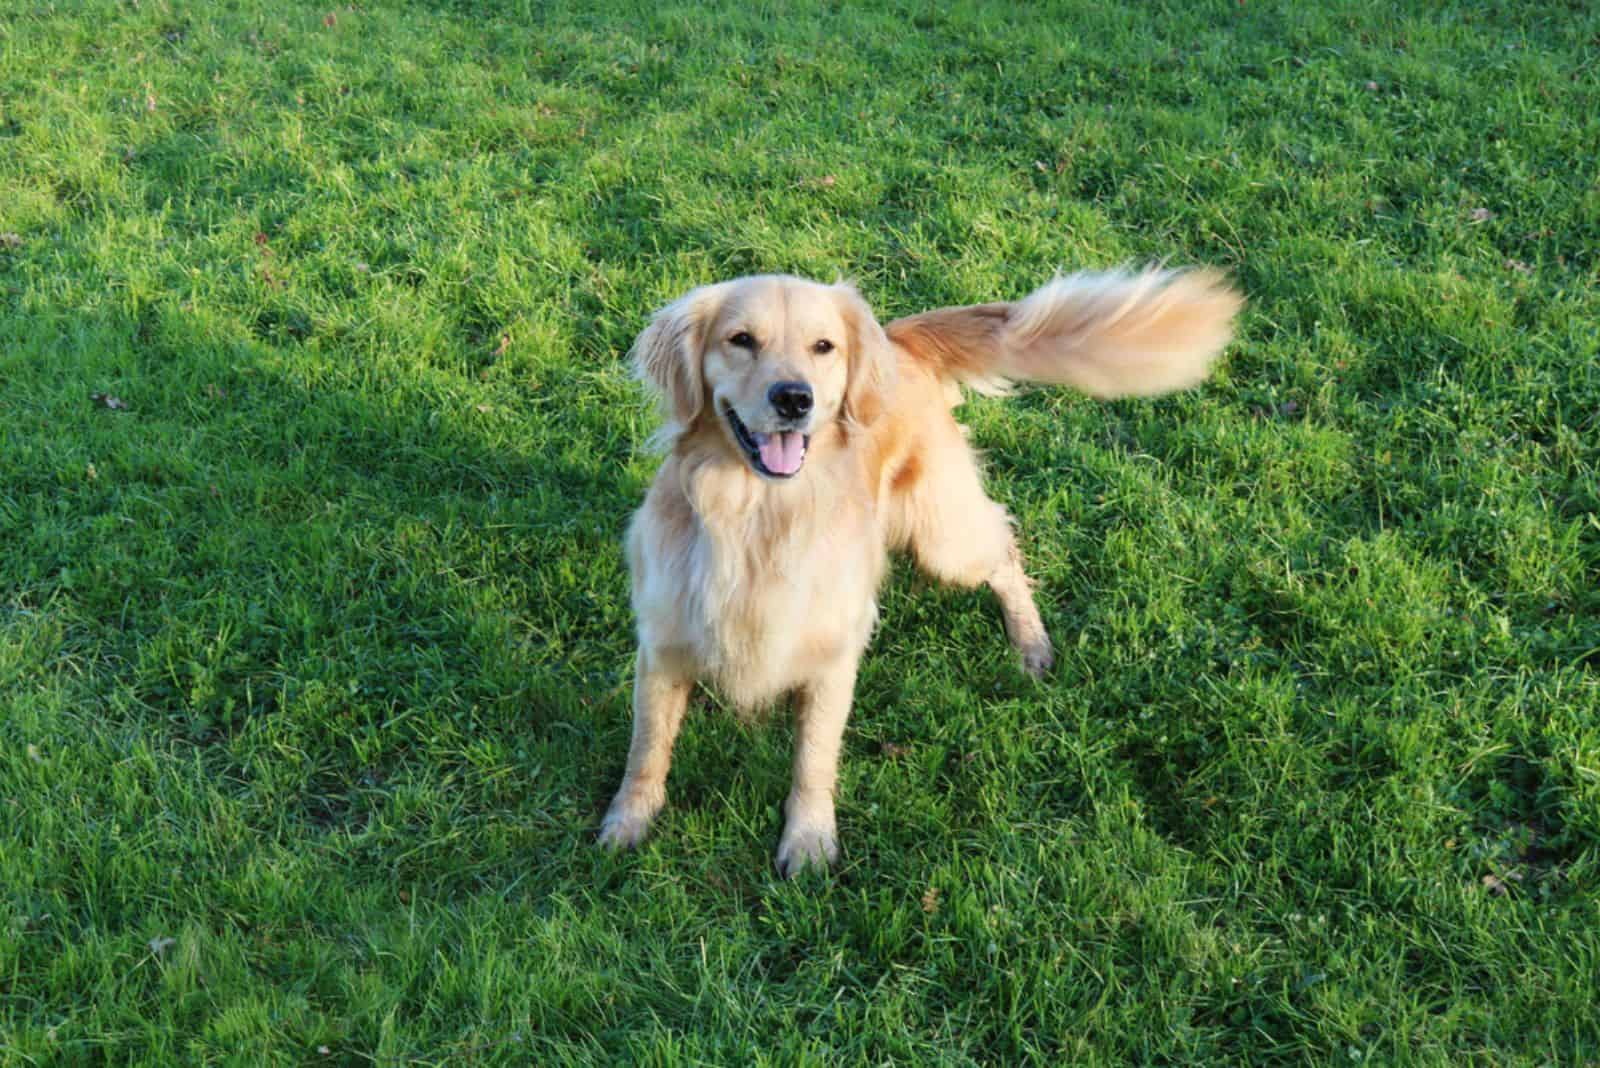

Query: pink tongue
left=758, top=431, right=806, bottom=475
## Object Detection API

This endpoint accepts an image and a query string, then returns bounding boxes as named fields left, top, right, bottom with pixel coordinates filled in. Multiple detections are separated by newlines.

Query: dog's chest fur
left=628, top=453, right=884, bottom=709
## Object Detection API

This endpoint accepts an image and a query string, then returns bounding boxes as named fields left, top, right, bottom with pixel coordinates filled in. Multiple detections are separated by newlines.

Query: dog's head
left=631, top=275, right=895, bottom=480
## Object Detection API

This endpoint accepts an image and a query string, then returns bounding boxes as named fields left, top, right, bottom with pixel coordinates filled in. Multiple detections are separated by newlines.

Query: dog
left=598, top=267, right=1242, bottom=875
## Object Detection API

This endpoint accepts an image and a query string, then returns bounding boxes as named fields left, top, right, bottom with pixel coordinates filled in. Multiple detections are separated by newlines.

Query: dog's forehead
left=720, top=277, right=845, bottom=338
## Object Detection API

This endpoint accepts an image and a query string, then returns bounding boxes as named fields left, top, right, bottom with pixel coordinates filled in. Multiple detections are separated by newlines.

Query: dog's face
left=633, top=275, right=894, bottom=480
left=700, top=278, right=851, bottom=479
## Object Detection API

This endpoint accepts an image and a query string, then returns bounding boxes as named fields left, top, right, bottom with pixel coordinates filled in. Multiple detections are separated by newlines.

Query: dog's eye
left=812, top=339, right=835, bottom=355
left=728, top=331, right=757, bottom=350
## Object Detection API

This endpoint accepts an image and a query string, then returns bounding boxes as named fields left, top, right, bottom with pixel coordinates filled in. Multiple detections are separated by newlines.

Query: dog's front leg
left=598, top=650, right=691, bottom=850
left=776, top=652, right=861, bottom=877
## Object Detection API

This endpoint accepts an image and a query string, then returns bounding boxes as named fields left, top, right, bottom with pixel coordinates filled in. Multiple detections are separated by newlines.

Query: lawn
left=2, top=0, right=1598, bottom=1063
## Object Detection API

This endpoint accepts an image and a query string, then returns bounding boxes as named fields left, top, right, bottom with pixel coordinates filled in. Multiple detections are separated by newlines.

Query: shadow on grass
left=12, top=298, right=705, bottom=894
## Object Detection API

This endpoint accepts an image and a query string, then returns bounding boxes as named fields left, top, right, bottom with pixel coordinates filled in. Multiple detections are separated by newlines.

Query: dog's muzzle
left=725, top=405, right=809, bottom=479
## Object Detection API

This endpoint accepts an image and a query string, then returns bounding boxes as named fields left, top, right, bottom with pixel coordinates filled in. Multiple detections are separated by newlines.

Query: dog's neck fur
left=673, top=418, right=856, bottom=568
left=643, top=418, right=880, bottom=706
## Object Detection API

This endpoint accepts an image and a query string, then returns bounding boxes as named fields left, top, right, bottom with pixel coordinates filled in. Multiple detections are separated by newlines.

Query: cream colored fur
left=599, top=268, right=1243, bottom=875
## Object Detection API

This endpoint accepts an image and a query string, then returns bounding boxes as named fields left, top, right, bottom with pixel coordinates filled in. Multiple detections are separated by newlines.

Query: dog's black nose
left=768, top=381, right=813, bottom=420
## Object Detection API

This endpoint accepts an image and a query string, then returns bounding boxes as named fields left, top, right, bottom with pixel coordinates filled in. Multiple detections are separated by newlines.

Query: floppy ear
left=834, top=283, right=897, bottom=427
left=631, top=282, right=730, bottom=427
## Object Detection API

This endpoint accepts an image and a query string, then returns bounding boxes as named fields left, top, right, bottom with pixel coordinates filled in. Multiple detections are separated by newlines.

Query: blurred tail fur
left=885, top=267, right=1243, bottom=399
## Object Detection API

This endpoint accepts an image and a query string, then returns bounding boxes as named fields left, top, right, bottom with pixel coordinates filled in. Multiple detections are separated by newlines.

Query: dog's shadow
left=43, top=299, right=698, bottom=896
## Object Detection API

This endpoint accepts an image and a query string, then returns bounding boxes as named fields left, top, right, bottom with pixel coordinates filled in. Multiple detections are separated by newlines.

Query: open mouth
left=724, top=405, right=809, bottom=479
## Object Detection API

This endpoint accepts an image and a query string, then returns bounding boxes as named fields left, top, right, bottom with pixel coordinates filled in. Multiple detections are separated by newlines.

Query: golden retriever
left=599, top=268, right=1242, bottom=874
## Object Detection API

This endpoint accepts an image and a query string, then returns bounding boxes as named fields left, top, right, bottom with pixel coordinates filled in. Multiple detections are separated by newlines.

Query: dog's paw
left=775, top=819, right=839, bottom=878
left=597, top=811, right=653, bottom=850
left=597, top=789, right=663, bottom=851
left=1020, top=638, right=1055, bottom=679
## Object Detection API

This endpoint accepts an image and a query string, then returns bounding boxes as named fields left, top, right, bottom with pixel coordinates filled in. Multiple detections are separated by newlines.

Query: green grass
left=2, top=0, right=1598, bottom=1062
